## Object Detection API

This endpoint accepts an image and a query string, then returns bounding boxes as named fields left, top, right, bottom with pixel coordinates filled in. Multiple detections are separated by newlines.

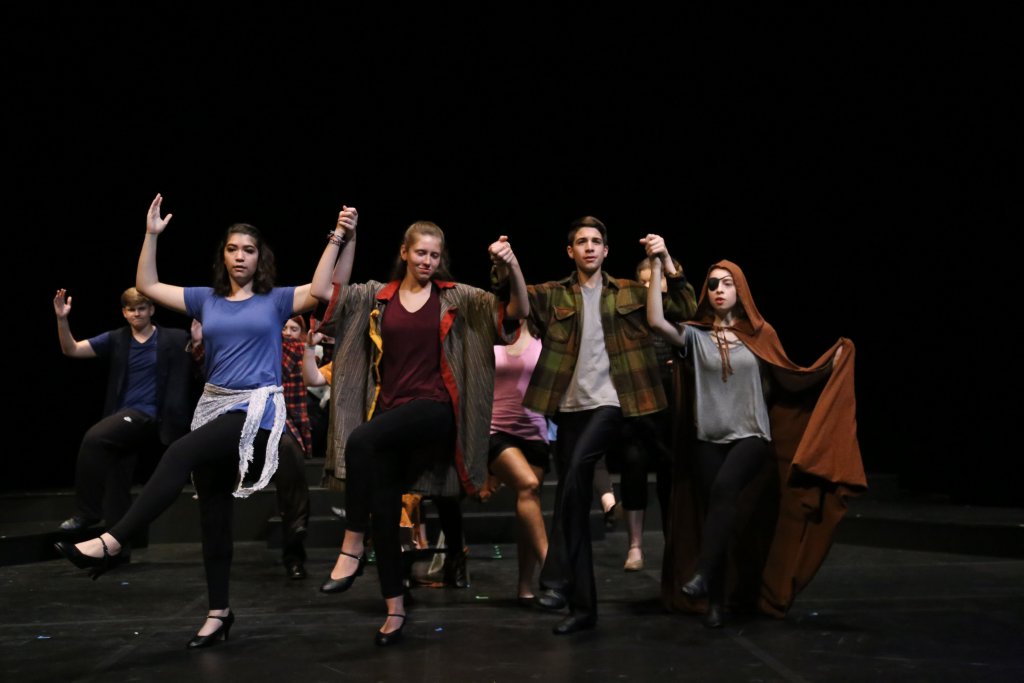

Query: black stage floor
left=3, top=532, right=1022, bottom=683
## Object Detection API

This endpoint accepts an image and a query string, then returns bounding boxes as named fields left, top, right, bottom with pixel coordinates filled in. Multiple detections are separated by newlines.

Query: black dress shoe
left=59, top=515, right=100, bottom=532
left=319, top=550, right=366, bottom=593
left=285, top=560, right=307, bottom=580
left=54, top=538, right=124, bottom=580
left=703, top=602, right=724, bottom=629
left=535, top=588, right=568, bottom=610
left=374, top=614, right=406, bottom=646
left=443, top=549, right=470, bottom=588
left=680, top=573, right=709, bottom=599
left=552, top=613, right=597, bottom=635
left=186, top=612, right=235, bottom=649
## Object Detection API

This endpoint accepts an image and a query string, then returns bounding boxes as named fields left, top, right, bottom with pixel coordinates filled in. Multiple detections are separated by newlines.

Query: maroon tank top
left=377, top=284, right=451, bottom=410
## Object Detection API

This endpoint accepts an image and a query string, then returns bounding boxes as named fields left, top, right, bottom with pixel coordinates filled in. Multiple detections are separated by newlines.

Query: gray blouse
left=680, top=325, right=771, bottom=444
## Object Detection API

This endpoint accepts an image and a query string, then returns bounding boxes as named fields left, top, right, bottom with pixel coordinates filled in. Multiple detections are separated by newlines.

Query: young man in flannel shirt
left=514, top=216, right=696, bottom=634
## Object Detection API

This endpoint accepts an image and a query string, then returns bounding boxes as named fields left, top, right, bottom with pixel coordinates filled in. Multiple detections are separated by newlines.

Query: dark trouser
left=276, top=434, right=310, bottom=564
left=74, top=409, right=162, bottom=530
left=540, top=406, right=624, bottom=617
left=431, top=496, right=464, bottom=550
left=692, top=437, right=771, bottom=600
left=108, top=413, right=286, bottom=610
left=344, top=400, right=454, bottom=599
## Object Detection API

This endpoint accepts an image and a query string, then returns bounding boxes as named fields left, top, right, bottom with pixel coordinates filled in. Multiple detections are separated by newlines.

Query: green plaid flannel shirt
left=522, top=271, right=696, bottom=417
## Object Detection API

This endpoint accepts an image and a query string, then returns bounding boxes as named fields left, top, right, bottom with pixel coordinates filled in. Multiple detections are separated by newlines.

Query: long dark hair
left=389, top=221, right=454, bottom=282
left=212, top=223, right=277, bottom=296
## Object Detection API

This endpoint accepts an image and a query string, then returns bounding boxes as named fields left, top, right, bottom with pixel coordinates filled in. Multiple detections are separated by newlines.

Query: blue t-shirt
left=87, top=329, right=159, bottom=418
left=185, top=286, right=296, bottom=429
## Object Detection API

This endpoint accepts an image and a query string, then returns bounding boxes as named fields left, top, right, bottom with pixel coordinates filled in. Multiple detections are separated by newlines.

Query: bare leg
left=196, top=607, right=231, bottom=637
left=490, top=449, right=548, bottom=598
left=73, top=532, right=123, bottom=558
left=625, top=509, right=645, bottom=569
left=381, top=594, right=406, bottom=634
left=329, top=530, right=366, bottom=580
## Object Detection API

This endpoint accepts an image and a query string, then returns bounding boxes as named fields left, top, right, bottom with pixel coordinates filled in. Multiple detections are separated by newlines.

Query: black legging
left=692, top=437, right=771, bottom=596
left=108, top=412, right=301, bottom=609
left=344, top=399, right=454, bottom=598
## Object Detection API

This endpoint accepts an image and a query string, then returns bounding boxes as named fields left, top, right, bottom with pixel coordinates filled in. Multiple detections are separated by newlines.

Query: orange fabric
left=662, top=260, right=866, bottom=617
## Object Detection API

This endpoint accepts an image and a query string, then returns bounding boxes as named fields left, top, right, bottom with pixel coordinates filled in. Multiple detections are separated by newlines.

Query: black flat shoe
left=375, top=614, right=406, bottom=646
left=59, top=515, right=101, bottom=532
left=604, top=503, right=621, bottom=530
left=187, top=612, right=235, bottom=649
left=320, top=550, right=366, bottom=593
left=54, top=537, right=123, bottom=580
left=703, top=602, right=724, bottom=629
left=680, top=573, right=709, bottom=599
left=552, top=613, right=597, bottom=635
left=535, top=588, right=568, bottom=610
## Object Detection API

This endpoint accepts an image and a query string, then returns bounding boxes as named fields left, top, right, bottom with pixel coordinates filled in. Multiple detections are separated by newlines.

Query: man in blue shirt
left=54, top=287, right=194, bottom=547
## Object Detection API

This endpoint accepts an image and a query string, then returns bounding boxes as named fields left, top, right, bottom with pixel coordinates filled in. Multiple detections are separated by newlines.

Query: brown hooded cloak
left=662, top=260, right=866, bottom=617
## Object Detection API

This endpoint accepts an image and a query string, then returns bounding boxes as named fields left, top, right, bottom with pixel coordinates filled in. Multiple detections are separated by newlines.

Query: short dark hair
left=567, top=216, right=608, bottom=246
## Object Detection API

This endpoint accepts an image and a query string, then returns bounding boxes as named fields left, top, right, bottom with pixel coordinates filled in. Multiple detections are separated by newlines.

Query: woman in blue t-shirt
left=56, top=193, right=358, bottom=649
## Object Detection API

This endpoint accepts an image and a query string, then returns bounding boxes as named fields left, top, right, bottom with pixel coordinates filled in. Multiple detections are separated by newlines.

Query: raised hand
left=639, top=234, right=677, bottom=276
left=147, top=193, right=173, bottom=235
left=336, top=205, right=358, bottom=237
left=53, top=288, right=72, bottom=318
left=488, top=235, right=517, bottom=266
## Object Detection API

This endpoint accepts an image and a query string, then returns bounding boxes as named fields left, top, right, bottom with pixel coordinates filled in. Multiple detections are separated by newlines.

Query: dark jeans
left=74, top=409, right=162, bottom=530
left=344, top=399, right=454, bottom=598
left=109, top=413, right=302, bottom=609
left=692, top=437, right=771, bottom=598
left=540, top=406, right=624, bottom=616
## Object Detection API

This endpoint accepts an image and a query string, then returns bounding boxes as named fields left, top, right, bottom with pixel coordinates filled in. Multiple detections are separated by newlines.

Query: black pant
left=74, top=409, right=162, bottom=530
left=540, top=406, right=623, bottom=616
left=692, top=437, right=771, bottom=598
left=344, top=399, right=454, bottom=599
left=276, top=433, right=310, bottom=564
left=108, top=413, right=302, bottom=610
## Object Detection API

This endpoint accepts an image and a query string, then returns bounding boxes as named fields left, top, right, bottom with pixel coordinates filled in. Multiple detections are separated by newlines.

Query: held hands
left=335, top=205, right=358, bottom=237
left=147, top=194, right=173, bottom=235
left=54, top=288, right=72, bottom=318
left=488, top=236, right=517, bottom=267
left=639, top=234, right=677, bottom=276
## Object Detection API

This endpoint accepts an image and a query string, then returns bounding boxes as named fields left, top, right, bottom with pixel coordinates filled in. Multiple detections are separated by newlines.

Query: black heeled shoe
left=54, top=537, right=123, bottom=580
left=374, top=614, right=406, bottom=646
left=186, top=612, right=235, bottom=649
left=319, top=550, right=366, bottom=593
left=680, top=573, right=709, bottom=599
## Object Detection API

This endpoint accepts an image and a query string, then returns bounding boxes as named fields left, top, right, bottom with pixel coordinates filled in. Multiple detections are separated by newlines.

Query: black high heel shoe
left=54, top=537, right=123, bottom=580
left=680, top=573, right=709, bottom=599
left=319, top=550, right=366, bottom=593
left=186, top=612, right=235, bottom=649
left=374, top=614, right=406, bottom=646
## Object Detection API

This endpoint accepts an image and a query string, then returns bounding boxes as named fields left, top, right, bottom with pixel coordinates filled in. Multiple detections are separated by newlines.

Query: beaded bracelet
left=326, top=231, right=346, bottom=247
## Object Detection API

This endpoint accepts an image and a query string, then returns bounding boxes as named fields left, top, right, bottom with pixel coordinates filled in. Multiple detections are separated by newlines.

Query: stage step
left=4, top=472, right=1020, bottom=566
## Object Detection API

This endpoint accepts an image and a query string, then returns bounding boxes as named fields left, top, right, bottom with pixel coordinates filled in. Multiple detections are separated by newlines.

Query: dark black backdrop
left=7, top=7, right=1016, bottom=504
